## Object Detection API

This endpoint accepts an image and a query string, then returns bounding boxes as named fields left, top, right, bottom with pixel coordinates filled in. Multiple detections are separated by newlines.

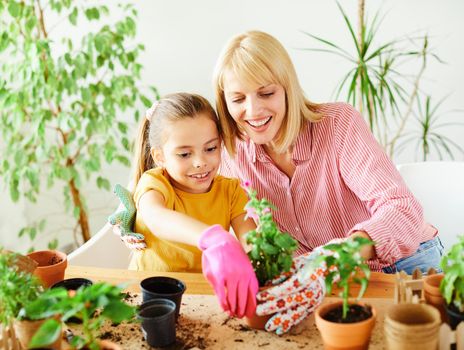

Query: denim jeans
left=382, top=236, right=444, bottom=274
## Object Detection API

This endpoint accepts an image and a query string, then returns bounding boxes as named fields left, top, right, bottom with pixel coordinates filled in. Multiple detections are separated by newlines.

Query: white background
left=1, top=0, right=463, bottom=252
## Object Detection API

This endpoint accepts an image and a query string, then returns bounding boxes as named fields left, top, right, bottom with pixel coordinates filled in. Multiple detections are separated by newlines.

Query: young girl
left=128, top=92, right=258, bottom=318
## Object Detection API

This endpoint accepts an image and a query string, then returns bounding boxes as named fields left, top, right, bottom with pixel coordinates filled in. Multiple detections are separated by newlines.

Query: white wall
left=1, top=0, right=463, bottom=252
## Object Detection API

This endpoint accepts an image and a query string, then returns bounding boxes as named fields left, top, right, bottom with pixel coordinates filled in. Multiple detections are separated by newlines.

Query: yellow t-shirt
left=129, top=167, right=248, bottom=272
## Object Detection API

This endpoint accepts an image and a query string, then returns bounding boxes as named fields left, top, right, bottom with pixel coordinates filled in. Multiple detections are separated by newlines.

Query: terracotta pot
left=244, top=285, right=274, bottom=330
left=98, top=340, right=122, bottom=350
left=315, top=301, right=376, bottom=350
left=384, top=303, right=440, bottom=350
left=423, top=273, right=448, bottom=323
left=27, top=250, right=67, bottom=288
left=13, top=315, right=62, bottom=350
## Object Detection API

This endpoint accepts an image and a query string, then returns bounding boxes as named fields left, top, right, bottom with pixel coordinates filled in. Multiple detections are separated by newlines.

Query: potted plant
left=29, top=282, right=137, bottom=350
left=242, top=183, right=298, bottom=329
left=0, top=250, right=63, bottom=350
left=312, top=237, right=376, bottom=350
left=440, top=235, right=464, bottom=329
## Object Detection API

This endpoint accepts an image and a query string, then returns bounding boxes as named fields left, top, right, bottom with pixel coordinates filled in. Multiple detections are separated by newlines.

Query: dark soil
left=323, top=304, right=372, bottom=323
left=48, top=255, right=63, bottom=265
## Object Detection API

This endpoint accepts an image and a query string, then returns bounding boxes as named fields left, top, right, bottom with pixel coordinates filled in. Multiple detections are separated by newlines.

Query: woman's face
left=222, top=70, right=286, bottom=146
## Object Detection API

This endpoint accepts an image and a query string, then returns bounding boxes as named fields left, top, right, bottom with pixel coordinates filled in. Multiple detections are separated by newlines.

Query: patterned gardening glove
left=198, top=225, right=259, bottom=318
left=255, top=240, right=343, bottom=335
left=108, top=184, right=147, bottom=250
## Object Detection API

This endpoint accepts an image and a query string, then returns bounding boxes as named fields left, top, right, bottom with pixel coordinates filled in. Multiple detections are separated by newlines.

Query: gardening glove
left=255, top=239, right=345, bottom=335
left=198, top=224, right=259, bottom=319
left=108, top=184, right=147, bottom=250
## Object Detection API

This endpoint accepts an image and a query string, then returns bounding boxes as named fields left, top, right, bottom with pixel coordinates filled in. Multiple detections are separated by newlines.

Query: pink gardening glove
left=198, top=225, right=259, bottom=318
left=255, top=240, right=343, bottom=335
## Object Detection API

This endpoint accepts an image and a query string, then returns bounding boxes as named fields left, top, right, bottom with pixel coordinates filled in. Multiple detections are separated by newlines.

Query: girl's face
left=222, top=70, right=286, bottom=147
left=152, top=113, right=221, bottom=194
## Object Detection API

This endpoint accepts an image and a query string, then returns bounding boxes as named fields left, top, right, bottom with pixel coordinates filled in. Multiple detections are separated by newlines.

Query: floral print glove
left=255, top=239, right=345, bottom=335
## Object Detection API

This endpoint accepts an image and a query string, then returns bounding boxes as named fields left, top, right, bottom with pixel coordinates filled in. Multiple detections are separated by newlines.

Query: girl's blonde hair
left=132, top=92, right=220, bottom=185
left=213, top=30, right=322, bottom=155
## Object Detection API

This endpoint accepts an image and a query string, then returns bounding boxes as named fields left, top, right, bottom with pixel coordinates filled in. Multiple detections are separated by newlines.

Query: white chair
left=396, top=161, right=464, bottom=252
left=68, top=222, right=132, bottom=268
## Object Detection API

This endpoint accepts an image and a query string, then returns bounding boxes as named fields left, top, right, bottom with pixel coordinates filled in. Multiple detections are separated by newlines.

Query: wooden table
left=66, top=266, right=398, bottom=349
left=66, top=265, right=396, bottom=298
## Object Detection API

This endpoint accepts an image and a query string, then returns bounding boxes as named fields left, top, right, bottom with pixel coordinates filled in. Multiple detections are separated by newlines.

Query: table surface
left=66, top=265, right=396, bottom=298
left=65, top=265, right=399, bottom=349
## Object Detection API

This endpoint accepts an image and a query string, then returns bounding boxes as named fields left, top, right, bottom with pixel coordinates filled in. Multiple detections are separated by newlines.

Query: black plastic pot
left=138, top=298, right=176, bottom=348
left=51, top=277, right=93, bottom=291
left=51, top=278, right=93, bottom=323
left=445, top=302, right=464, bottom=330
left=140, top=276, right=185, bottom=319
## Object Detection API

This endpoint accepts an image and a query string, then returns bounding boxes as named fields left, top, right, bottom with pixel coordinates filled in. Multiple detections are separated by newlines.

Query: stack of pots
left=138, top=276, right=186, bottom=348
left=384, top=303, right=441, bottom=350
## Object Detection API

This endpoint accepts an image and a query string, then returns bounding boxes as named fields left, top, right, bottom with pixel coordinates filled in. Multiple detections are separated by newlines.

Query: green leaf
left=96, top=176, right=110, bottom=191
left=68, top=7, right=78, bottom=25
left=8, top=1, right=20, bottom=18
left=28, top=319, right=62, bottom=349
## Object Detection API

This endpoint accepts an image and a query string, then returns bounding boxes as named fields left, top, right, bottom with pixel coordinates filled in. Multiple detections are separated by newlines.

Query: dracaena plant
left=440, top=235, right=464, bottom=313
left=0, top=0, right=157, bottom=248
left=312, top=237, right=374, bottom=319
left=242, top=182, right=298, bottom=287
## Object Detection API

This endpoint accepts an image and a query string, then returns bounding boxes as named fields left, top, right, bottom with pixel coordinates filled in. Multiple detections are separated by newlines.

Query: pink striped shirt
left=220, top=102, right=437, bottom=271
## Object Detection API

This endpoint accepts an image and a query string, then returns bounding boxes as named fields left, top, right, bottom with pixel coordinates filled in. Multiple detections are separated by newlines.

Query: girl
left=129, top=92, right=258, bottom=318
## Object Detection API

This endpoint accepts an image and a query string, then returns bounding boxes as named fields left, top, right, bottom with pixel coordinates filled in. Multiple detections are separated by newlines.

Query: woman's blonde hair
left=132, top=92, right=220, bottom=185
left=213, top=30, right=322, bottom=155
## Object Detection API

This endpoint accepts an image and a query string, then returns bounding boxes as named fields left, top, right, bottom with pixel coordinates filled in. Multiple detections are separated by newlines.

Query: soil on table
left=323, top=303, right=372, bottom=323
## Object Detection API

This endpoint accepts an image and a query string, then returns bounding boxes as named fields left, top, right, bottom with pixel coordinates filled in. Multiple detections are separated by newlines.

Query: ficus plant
left=312, top=237, right=374, bottom=319
left=440, top=235, right=464, bottom=313
left=0, top=0, right=157, bottom=247
left=242, top=182, right=298, bottom=287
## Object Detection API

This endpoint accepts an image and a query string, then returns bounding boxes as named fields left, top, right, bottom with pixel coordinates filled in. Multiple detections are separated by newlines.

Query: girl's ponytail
left=131, top=117, right=155, bottom=187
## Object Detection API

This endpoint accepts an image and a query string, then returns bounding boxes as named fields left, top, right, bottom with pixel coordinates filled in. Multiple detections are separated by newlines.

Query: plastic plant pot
left=51, top=278, right=93, bottom=323
left=140, top=276, right=186, bottom=319
left=138, top=298, right=176, bottom=348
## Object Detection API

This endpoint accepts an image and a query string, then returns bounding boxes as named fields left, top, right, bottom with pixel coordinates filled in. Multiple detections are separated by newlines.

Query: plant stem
left=357, top=0, right=365, bottom=114
left=388, top=37, right=428, bottom=157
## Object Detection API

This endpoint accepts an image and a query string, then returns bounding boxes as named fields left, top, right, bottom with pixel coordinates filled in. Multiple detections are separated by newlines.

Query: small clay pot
left=138, top=298, right=176, bottom=348
left=13, top=315, right=62, bottom=350
left=423, top=274, right=448, bottom=323
left=27, top=250, right=67, bottom=288
left=244, top=285, right=273, bottom=330
left=384, top=303, right=440, bottom=350
left=140, top=276, right=185, bottom=319
left=445, top=302, right=464, bottom=330
left=315, top=301, right=376, bottom=350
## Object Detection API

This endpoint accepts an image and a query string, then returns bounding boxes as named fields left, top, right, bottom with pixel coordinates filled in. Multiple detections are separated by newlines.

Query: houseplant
left=0, top=0, right=157, bottom=249
left=312, top=237, right=376, bottom=350
left=29, top=282, right=137, bottom=350
left=0, top=250, right=63, bottom=349
left=242, top=183, right=298, bottom=329
left=440, top=235, right=464, bottom=329
left=301, top=0, right=463, bottom=161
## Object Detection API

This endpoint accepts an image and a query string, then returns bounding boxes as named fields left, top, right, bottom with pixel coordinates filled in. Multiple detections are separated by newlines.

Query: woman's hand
left=255, top=245, right=336, bottom=335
